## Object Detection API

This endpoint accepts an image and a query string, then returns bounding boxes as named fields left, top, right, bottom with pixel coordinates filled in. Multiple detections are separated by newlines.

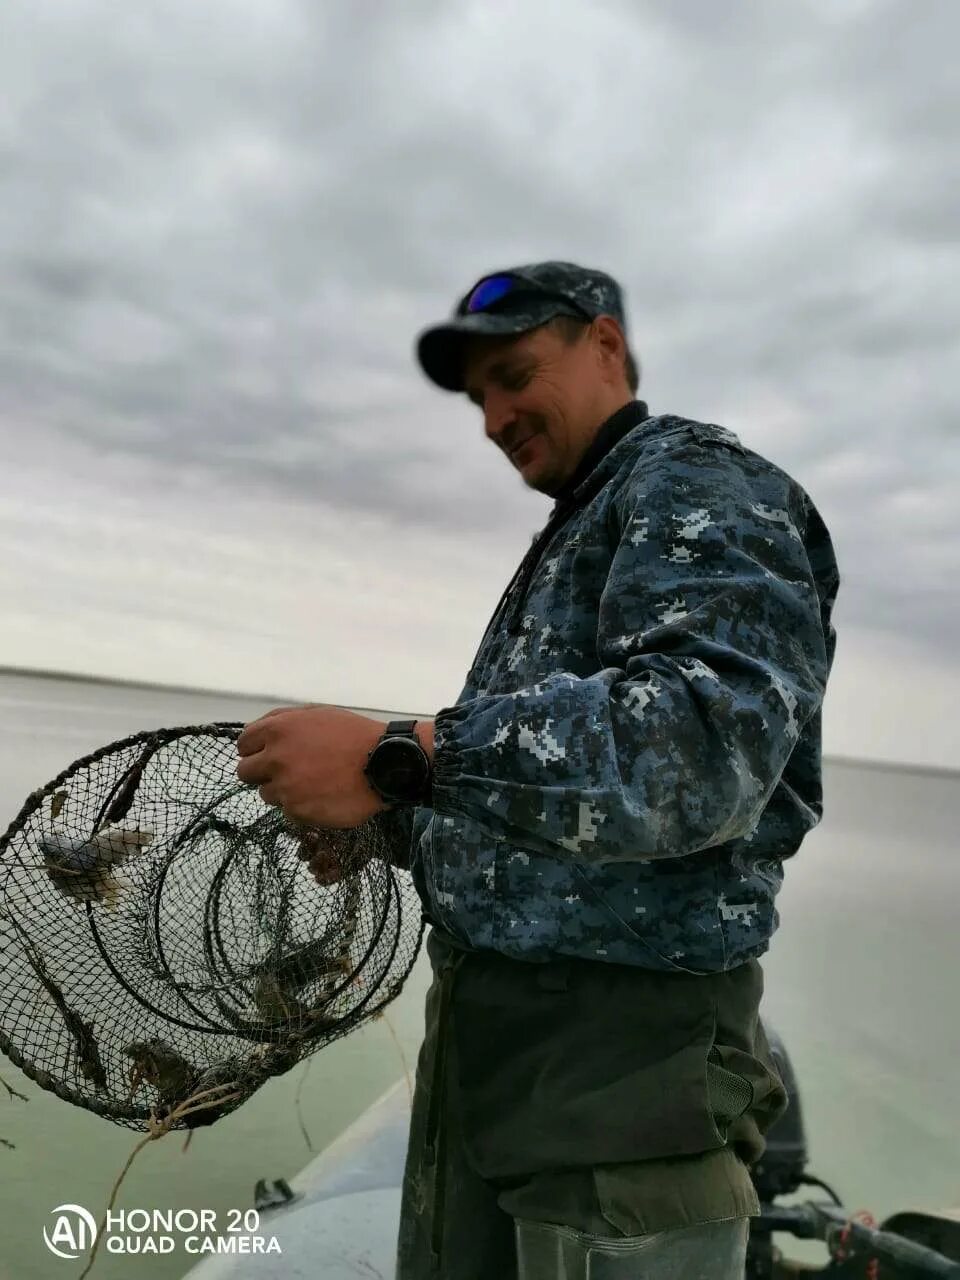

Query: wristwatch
left=363, top=720, right=433, bottom=806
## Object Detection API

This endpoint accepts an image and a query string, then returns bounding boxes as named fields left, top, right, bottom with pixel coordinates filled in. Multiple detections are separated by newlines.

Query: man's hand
left=236, top=705, right=389, bottom=829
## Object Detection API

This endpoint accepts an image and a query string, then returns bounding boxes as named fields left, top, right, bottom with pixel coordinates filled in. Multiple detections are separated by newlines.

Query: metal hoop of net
left=0, top=722, right=423, bottom=1131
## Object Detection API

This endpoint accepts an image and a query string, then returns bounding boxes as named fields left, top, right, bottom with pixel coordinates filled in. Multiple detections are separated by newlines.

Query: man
left=236, top=261, right=839, bottom=1279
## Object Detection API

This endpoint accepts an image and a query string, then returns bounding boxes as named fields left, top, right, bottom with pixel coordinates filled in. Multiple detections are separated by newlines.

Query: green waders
left=396, top=925, right=787, bottom=1279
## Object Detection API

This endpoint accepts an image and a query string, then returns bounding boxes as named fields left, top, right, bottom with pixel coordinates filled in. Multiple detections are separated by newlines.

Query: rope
left=77, top=1079, right=243, bottom=1280
left=1, top=1068, right=28, bottom=1149
left=293, top=1057, right=315, bottom=1152
left=76, top=1007, right=414, bottom=1278
left=0, top=1070, right=28, bottom=1103
left=377, top=1009, right=413, bottom=1109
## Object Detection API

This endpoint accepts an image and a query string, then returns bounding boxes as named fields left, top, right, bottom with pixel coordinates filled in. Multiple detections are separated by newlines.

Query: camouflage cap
left=416, top=261, right=629, bottom=392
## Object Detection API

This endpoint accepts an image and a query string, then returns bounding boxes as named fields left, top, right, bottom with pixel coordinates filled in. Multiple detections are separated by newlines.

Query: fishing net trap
left=0, top=722, right=423, bottom=1133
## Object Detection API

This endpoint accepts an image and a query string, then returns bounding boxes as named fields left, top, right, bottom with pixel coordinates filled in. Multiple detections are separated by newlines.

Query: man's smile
left=510, top=434, right=539, bottom=459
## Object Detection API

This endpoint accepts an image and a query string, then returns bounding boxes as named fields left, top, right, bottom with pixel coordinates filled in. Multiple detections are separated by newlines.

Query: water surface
left=0, top=670, right=956, bottom=1277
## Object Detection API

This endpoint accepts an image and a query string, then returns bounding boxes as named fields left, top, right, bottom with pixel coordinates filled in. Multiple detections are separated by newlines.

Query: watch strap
left=384, top=720, right=418, bottom=737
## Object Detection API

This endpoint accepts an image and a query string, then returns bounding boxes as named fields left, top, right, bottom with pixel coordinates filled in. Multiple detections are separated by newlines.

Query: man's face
left=461, top=317, right=626, bottom=497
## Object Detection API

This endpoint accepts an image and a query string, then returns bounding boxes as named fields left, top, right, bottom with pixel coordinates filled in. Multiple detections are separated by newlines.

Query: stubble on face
left=462, top=330, right=580, bottom=492
left=462, top=316, right=632, bottom=496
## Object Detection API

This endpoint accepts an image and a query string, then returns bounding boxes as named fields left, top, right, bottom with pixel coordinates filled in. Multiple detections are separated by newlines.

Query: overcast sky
left=0, top=0, right=957, bottom=770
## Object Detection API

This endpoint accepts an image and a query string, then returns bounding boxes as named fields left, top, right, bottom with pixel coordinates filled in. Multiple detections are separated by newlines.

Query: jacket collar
left=550, top=398, right=652, bottom=511
left=498, top=398, right=659, bottom=637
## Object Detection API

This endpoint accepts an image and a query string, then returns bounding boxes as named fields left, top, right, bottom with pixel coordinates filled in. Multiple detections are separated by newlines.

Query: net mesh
left=0, top=721, right=423, bottom=1131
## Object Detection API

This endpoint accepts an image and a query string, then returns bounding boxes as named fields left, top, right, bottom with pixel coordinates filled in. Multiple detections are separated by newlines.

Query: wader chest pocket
left=706, top=1048, right=754, bottom=1136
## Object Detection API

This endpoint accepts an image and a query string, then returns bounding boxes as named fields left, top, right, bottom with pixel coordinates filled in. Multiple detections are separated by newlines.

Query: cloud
left=0, top=0, right=956, bottom=764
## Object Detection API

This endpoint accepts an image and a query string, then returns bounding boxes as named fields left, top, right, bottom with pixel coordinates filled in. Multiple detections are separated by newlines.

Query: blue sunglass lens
left=465, top=274, right=516, bottom=313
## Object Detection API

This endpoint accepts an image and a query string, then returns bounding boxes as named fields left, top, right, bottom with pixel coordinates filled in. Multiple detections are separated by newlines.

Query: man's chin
left=521, top=467, right=558, bottom=496
left=508, top=441, right=563, bottom=495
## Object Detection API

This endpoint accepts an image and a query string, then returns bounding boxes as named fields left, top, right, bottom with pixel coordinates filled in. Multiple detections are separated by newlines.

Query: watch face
left=370, top=738, right=429, bottom=799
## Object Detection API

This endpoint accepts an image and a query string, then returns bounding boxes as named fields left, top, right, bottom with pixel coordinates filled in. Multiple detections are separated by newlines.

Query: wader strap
left=422, top=928, right=471, bottom=1271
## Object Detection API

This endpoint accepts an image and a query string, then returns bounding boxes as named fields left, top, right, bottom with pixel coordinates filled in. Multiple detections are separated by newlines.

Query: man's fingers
left=236, top=727, right=268, bottom=757
left=258, top=782, right=283, bottom=807
left=236, top=707, right=295, bottom=756
left=236, top=754, right=271, bottom=786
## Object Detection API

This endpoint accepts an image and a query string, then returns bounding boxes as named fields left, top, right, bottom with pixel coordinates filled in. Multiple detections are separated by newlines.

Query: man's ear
left=594, top=316, right=626, bottom=378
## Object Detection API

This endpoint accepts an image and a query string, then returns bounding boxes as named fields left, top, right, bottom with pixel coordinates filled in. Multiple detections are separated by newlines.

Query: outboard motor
left=745, top=1020, right=960, bottom=1276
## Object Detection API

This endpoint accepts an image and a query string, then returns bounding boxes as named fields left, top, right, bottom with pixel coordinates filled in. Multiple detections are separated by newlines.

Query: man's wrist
left=414, top=719, right=436, bottom=766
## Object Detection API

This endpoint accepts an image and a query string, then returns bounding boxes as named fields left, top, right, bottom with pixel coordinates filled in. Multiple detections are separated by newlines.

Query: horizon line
left=1, top=662, right=956, bottom=782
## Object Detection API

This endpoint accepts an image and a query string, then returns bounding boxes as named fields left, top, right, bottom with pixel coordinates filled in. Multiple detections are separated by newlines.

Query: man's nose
left=483, top=392, right=516, bottom=448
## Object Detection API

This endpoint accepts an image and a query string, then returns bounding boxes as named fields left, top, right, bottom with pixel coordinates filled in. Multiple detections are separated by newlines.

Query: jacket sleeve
left=428, top=442, right=831, bottom=863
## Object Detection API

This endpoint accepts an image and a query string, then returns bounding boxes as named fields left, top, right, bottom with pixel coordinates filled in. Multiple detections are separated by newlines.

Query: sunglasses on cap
left=458, top=271, right=594, bottom=318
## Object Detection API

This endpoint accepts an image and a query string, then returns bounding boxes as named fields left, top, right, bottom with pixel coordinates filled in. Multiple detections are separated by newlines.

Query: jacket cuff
left=428, top=704, right=466, bottom=814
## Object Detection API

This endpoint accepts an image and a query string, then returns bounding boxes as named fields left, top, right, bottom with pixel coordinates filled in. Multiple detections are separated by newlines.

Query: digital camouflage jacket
left=396, top=398, right=839, bottom=973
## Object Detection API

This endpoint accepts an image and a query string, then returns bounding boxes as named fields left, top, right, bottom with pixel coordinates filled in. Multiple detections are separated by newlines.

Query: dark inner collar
left=551, top=398, right=650, bottom=506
